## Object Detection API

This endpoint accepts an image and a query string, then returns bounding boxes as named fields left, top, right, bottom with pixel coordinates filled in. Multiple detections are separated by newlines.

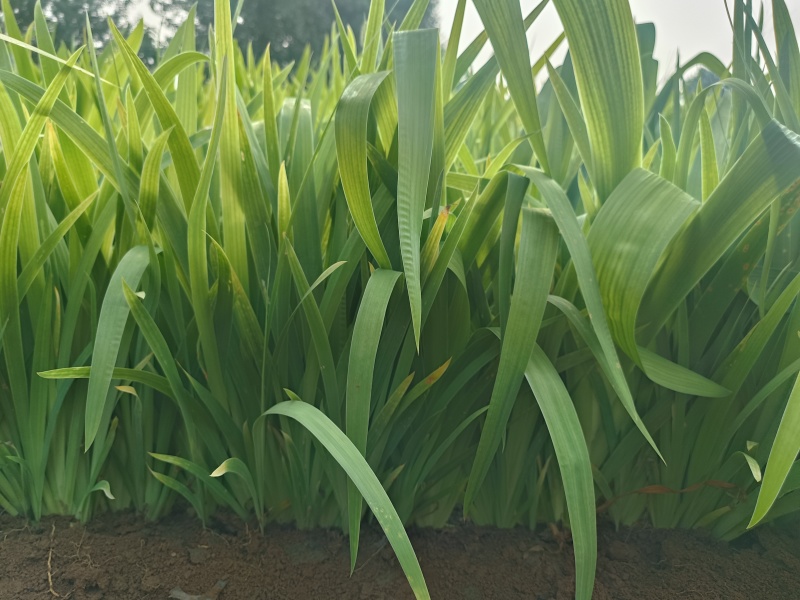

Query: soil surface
left=1, top=511, right=799, bottom=599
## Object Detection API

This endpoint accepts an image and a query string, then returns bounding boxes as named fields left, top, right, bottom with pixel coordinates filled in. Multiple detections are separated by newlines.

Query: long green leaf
left=643, top=120, right=800, bottom=335
left=335, top=72, right=393, bottom=269
left=85, top=246, right=151, bottom=449
left=749, top=369, right=800, bottom=526
left=109, top=22, right=200, bottom=210
left=266, top=397, right=430, bottom=600
left=346, top=268, right=401, bottom=570
left=518, top=167, right=661, bottom=458
left=551, top=0, right=643, bottom=199
left=525, top=345, right=596, bottom=600
left=395, top=29, right=437, bottom=348
left=215, top=0, right=249, bottom=292
left=472, top=0, right=550, bottom=173
left=465, top=207, right=559, bottom=511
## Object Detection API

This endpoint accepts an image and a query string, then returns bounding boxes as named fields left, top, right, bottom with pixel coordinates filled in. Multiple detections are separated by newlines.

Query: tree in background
left=2, top=0, right=438, bottom=65
left=1, top=0, right=127, bottom=50
left=155, top=0, right=438, bottom=64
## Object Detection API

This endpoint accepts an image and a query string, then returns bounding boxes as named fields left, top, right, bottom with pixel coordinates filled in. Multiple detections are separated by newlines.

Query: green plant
left=1, top=1, right=799, bottom=599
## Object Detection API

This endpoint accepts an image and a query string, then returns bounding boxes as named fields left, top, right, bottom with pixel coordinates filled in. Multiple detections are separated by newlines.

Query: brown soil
left=1, top=511, right=799, bottom=599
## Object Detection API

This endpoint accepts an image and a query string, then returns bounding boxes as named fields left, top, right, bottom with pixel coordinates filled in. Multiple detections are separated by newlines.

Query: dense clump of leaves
left=1, top=1, right=799, bottom=598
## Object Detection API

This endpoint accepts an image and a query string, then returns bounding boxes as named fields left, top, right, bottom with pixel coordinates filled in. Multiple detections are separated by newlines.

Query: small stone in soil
left=169, top=579, right=227, bottom=600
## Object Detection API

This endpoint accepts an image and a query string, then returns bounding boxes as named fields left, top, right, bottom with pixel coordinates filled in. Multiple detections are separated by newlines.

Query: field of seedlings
left=0, top=0, right=799, bottom=598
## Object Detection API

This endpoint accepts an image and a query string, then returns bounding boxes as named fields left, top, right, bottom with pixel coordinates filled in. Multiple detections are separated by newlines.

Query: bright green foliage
left=551, top=0, right=644, bottom=200
left=1, top=1, right=800, bottom=598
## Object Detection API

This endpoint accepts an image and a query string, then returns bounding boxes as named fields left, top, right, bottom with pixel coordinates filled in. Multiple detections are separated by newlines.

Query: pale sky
left=436, top=0, right=800, bottom=77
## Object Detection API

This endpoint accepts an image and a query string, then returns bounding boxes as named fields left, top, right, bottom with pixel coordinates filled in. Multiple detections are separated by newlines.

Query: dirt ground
left=1, top=510, right=799, bottom=599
